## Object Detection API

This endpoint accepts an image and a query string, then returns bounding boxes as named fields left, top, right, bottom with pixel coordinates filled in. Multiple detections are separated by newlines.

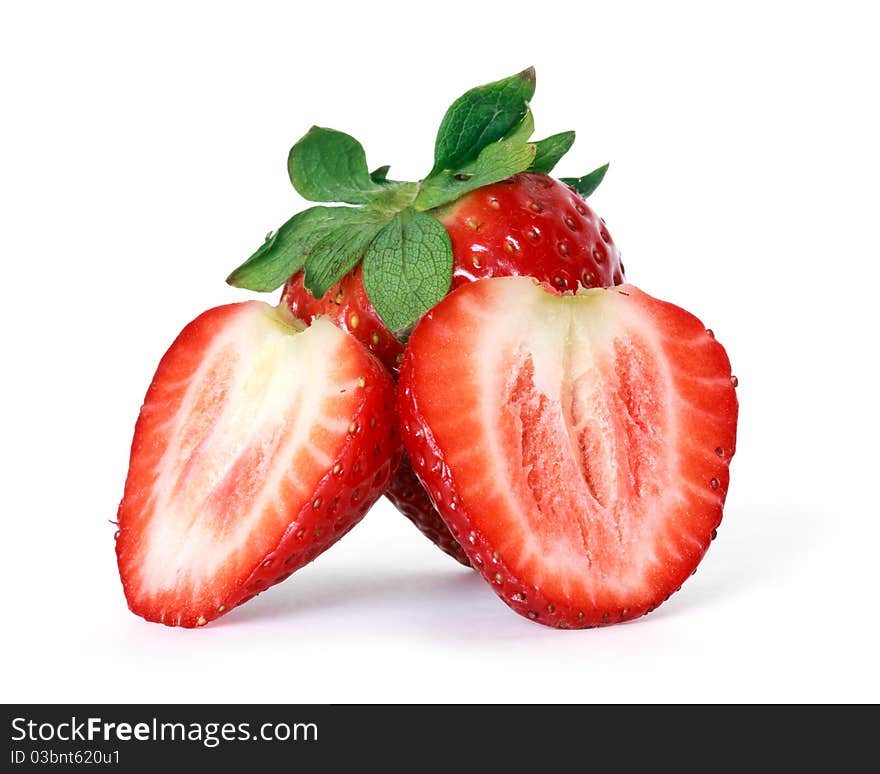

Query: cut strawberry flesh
left=399, top=277, right=738, bottom=626
left=117, top=302, right=398, bottom=627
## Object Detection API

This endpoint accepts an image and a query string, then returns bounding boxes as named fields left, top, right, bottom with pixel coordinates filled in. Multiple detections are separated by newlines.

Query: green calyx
left=560, top=163, right=610, bottom=199
left=226, top=67, right=611, bottom=334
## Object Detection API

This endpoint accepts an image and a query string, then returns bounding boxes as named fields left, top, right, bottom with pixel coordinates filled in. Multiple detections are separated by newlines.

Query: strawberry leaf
left=370, top=165, right=392, bottom=184
left=529, top=131, right=576, bottom=173
left=414, top=140, right=537, bottom=212
left=302, top=210, right=388, bottom=297
left=362, top=210, right=453, bottom=333
left=288, top=127, right=384, bottom=204
left=226, top=207, right=389, bottom=295
left=227, top=207, right=353, bottom=291
left=368, top=180, right=421, bottom=216
left=561, top=163, right=609, bottom=198
left=503, top=110, right=535, bottom=144
left=432, top=67, right=536, bottom=172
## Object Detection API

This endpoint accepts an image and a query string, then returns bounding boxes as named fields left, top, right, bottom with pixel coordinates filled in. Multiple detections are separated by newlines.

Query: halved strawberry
left=116, top=301, right=399, bottom=627
left=398, top=277, right=738, bottom=628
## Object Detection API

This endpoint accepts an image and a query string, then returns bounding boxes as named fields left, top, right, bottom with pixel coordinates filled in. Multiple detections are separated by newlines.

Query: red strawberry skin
left=116, top=301, right=400, bottom=628
left=439, top=172, right=623, bottom=297
left=385, top=456, right=471, bottom=566
left=282, top=173, right=623, bottom=372
left=398, top=278, right=738, bottom=628
left=285, top=263, right=406, bottom=373
left=282, top=173, right=624, bottom=563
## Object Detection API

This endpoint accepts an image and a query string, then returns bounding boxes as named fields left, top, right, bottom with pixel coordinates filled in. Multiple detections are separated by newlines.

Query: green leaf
left=529, top=131, right=576, bottom=173
left=503, top=110, right=535, bottom=145
left=414, top=140, right=537, bottom=212
left=362, top=210, right=453, bottom=333
left=370, top=165, right=392, bottom=184
left=561, top=163, right=609, bottom=198
left=288, top=126, right=383, bottom=204
left=302, top=210, right=388, bottom=297
left=227, top=206, right=363, bottom=292
left=368, top=180, right=421, bottom=216
left=432, top=67, right=536, bottom=171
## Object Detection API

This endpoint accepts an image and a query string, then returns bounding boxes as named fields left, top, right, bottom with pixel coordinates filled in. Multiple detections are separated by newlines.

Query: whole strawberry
left=283, top=173, right=623, bottom=373
left=228, top=68, right=624, bottom=564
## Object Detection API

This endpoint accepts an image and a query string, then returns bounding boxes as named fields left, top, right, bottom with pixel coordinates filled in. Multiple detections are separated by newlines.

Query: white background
left=1, top=1, right=878, bottom=703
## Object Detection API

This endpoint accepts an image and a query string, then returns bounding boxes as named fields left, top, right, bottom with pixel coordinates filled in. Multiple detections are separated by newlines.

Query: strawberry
left=228, top=68, right=622, bottom=564
left=116, top=301, right=399, bottom=627
left=284, top=173, right=622, bottom=566
left=398, top=277, right=738, bottom=628
left=387, top=455, right=472, bottom=566
left=282, top=172, right=623, bottom=373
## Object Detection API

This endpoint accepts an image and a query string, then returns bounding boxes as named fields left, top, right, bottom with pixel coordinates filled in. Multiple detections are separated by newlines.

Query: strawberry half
left=116, top=301, right=399, bottom=627
left=398, top=277, right=738, bottom=628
